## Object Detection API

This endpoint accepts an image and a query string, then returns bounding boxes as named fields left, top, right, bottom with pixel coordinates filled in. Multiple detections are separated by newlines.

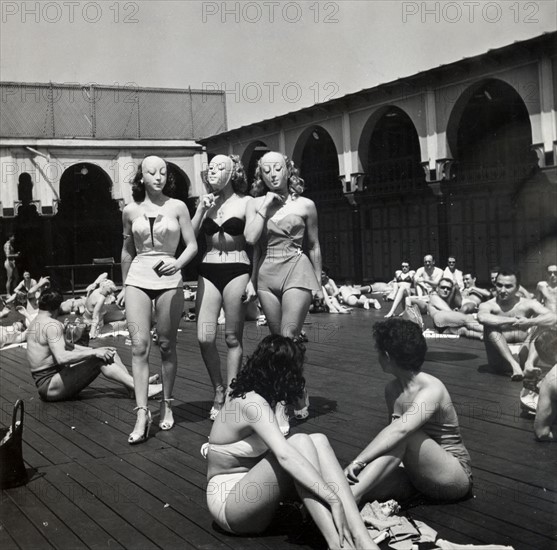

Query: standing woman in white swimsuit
left=245, top=153, right=322, bottom=429
left=118, top=156, right=197, bottom=444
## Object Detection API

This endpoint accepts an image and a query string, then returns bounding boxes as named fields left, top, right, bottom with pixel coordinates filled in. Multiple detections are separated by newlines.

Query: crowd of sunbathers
left=1, top=153, right=556, bottom=549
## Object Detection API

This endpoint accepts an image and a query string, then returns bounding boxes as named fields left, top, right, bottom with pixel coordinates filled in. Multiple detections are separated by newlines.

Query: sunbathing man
left=532, top=329, right=557, bottom=441
left=427, top=278, right=484, bottom=339
left=26, top=289, right=161, bottom=402
left=536, top=264, right=557, bottom=313
left=404, top=254, right=443, bottom=313
left=0, top=321, right=27, bottom=348
left=489, top=266, right=532, bottom=299
left=82, top=279, right=126, bottom=339
left=442, top=256, right=464, bottom=290
left=321, top=271, right=351, bottom=313
left=459, top=272, right=491, bottom=313
left=339, top=280, right=381, bottom=310
left=477, top=268, right=556, bottom=381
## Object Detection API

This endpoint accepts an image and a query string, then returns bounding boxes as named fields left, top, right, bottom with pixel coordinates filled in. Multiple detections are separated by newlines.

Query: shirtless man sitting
left=82, top=279, right=126, bottom=339
left=405, top=254, right=444, bottom=313
left=459, top=272, right=491, bottom=313
left=26, top=290, right=161, bottom=402
left=427, top=278, right=484, bottom=339
left=489, top=266, right=532, bottom=300
left=536, top=264, right=557, bottom=313
left=477, top=268, right=556, bottom=381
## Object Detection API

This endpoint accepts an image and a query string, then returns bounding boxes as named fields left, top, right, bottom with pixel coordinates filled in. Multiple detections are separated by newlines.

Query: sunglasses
left=439, top=286, right=453, bottom=291
left=549, top=270, right=557, bottom=275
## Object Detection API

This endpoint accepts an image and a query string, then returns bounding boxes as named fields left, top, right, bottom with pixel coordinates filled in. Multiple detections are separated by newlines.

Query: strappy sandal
left=128, top=406, right=152, bottom=445
left=159, top=398, right=175, bottom=430
left=294, top=389, right=310, bottom=420
left=209, top=385, right=226, bottom=421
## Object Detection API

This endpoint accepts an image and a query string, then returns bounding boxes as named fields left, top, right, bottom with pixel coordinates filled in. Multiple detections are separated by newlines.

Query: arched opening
left=53, top=163, right=121, bottom=270
left=364, top=107, right=423, bottom=195
left=295, top=126, right=341, bottom=203
left=448, top=79, right=536, bottom=184
left=241, top=141, right=269, bottom=188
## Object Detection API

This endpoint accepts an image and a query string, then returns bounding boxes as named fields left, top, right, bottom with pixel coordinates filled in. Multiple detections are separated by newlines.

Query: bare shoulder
left=479, top=297, right=497, bottom=312
left=537, top=281, right=548, bottom=290
left=167, top=198, right=188, bottom=213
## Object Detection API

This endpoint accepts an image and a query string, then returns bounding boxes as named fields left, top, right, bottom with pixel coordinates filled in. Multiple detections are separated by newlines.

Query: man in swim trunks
left=459, top=272, right=491, bottom=313
left=405, top=254, right=443, bottom=313
left=477, top=268, right=556, bottom=381
left=26, top=289, right=162, bottom=401
left=489, top=266, right=533, bottom=299
left=427, top=278, right=483, bottom=339
left=338, top=280, right=381, bottom=310
left=535, top=264, right=557, bottom=313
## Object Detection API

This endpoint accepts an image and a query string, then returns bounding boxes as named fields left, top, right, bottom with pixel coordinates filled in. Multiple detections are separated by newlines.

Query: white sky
left=1, top=0, right=556, bottom=130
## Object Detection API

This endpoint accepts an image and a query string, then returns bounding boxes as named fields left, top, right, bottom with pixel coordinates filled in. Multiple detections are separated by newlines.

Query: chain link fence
left=0, top=82, right=226, bottom=140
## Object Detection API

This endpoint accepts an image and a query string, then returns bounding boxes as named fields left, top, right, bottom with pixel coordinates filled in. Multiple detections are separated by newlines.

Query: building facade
left=202, top=33, right=556, bottom=286
left=0, top=83, right=224, bottom=284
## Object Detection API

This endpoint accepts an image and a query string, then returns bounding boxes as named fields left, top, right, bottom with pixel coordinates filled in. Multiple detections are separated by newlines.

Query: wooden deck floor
left=1, top=306, right=555, bottom=550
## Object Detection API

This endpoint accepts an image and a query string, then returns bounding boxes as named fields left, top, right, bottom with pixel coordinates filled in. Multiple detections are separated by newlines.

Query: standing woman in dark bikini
left=192, top=155, right=256, bottom=420
left=245, top=152, right=322, bottom=431
left=118, top=155, right=197, bottom=444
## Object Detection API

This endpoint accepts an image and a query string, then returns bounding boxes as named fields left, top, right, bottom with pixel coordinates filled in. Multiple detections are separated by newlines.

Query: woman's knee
left=308, top=433, right=331, bottom=449
left=157, top=338, right=175, bottom=358
left=131, top=338, right=150, bottom=358
left=224, top=332, right=241, bottom=350
left=287, top=432, right=313, bottom=450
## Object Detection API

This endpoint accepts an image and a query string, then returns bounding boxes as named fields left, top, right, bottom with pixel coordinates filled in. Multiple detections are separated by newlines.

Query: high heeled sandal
left=275, top=401, right=290, bottom=436
left=158, top=398, right=175, bottom=430
left=293, top=390, right=310, bottom=420
left=128, top=406, right=152, bottom=445
left=209, top=385, right=226, bottom=421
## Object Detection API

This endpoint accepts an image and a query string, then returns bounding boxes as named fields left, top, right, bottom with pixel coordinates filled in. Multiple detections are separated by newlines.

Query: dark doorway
left=53, top=164, right=121, bottom=281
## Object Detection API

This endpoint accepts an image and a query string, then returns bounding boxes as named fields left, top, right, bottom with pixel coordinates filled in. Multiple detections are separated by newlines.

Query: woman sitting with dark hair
left=345, top=318, right=472, bottom=503
left=203, top=335, right=379, bottom=550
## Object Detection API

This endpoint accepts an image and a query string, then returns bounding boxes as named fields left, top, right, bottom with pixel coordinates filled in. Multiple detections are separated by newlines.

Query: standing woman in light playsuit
left=245, top=152, right=322, bottom=426
left=118, top=155, right=198, bottom=444
left=191, top=154, right=256, bottom=420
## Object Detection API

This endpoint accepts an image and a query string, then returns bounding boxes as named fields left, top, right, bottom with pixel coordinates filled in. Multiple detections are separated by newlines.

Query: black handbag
left=0, top=399, right=28, bottom=489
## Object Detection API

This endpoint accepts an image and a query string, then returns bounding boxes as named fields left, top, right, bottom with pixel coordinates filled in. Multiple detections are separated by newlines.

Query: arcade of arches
left=235, top=79, right=554, bottom=287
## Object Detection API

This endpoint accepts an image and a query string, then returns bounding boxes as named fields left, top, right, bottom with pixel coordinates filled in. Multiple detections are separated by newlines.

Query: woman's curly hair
left=229, top=335, right=306, bottom=406
left=373, top=318, right=427, bottom=372
left=251, top=153, right=305, bottom=197
left=202, top=155, right=248, bottom=195
left=131, top=157, right=176, bottom=202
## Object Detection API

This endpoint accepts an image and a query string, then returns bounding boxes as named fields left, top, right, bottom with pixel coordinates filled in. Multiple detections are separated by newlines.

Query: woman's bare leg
left=222, top=273, right=249, bottom=386
left=154, top=287, right=184, bottom=427
left=224, top=433, right=377, bottom=549
left=196, top=277, right=225, bottom=399
left=124, top=286, right=153, bottom=436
